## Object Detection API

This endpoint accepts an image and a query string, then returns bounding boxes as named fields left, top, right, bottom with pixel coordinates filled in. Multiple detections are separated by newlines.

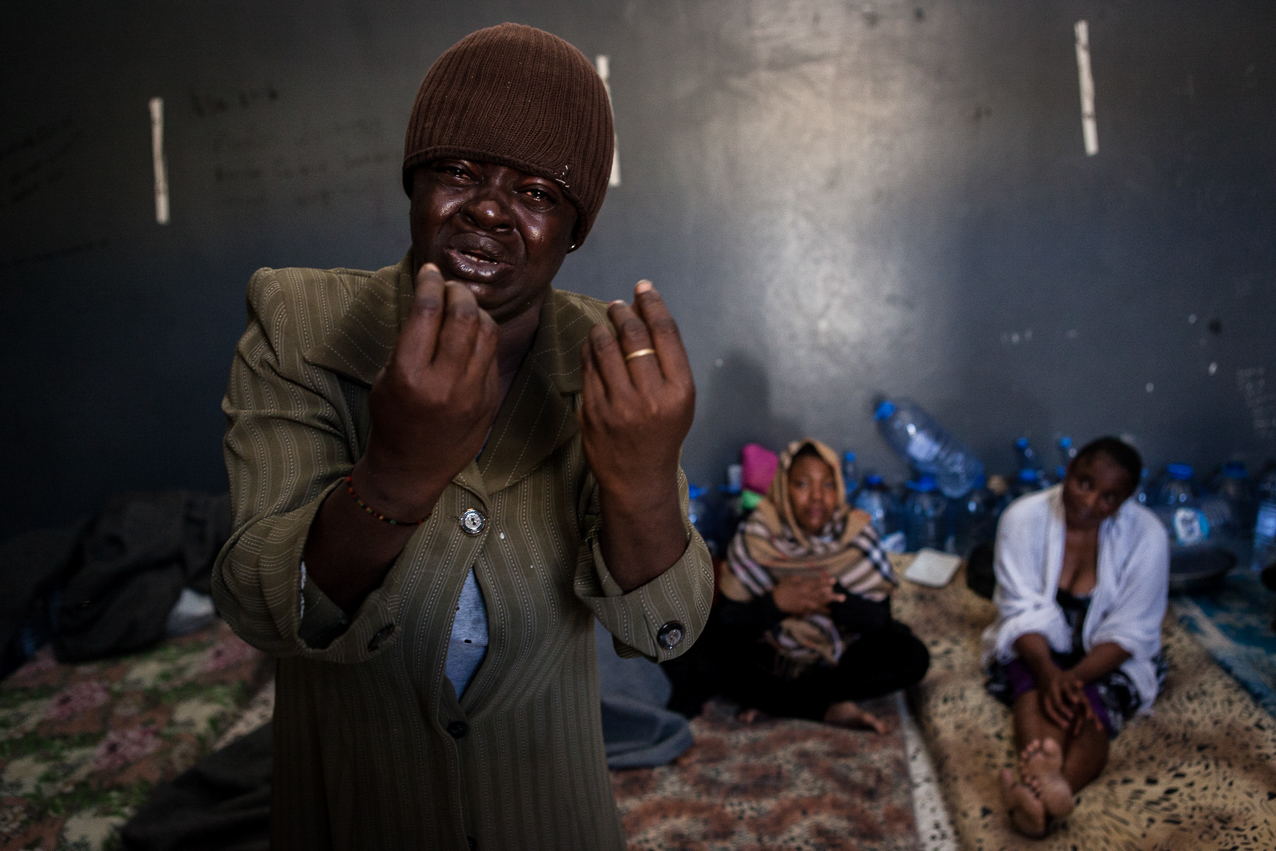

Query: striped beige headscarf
left=721, top=438, right=897, bottom=674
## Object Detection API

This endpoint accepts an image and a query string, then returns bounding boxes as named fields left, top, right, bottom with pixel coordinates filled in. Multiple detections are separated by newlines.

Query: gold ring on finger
left=623, top=348, right=657, bottom=362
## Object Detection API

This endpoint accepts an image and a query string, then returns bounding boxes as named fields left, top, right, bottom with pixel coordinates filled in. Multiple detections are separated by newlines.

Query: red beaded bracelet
left=345, top=476, right=429, bottom=526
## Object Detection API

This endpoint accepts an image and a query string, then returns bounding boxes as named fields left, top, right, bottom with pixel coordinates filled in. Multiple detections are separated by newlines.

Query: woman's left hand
left=581, top=281, right=697, bottom=590
left=581, top=281, right=695, bottom=496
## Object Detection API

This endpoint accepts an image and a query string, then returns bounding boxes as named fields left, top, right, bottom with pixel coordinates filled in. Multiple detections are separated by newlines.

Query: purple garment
left=1003, top=658, right=1114, bottom=738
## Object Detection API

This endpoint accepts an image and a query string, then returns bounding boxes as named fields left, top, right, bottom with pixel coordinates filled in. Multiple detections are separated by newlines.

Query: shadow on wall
left=684, top=350, right=801, bottom=490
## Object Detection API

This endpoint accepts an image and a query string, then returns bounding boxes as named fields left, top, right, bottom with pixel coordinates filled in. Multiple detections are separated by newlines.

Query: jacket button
left=459, top=508, right=486, bottom=536
left=367, top=623, right=395, bottom=651
left=656, top=621, right=685, bottom=650
left=447, top=720, right=469, bottom=739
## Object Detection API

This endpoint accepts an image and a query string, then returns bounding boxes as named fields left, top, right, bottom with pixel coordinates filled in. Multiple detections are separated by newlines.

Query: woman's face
left=409, top=159, right=577, bottom=327
left=1062, top=453, right=1135, bottom=531
left=787, top=454, right=840, bottom=535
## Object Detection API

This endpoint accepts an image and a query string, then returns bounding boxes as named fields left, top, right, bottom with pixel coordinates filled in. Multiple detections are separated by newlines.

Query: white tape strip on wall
left=1074, top=21, right=1098, bottom=157
left=595, top=55, right=622, bottom=187
left=150, top=97, right=170, bottom=224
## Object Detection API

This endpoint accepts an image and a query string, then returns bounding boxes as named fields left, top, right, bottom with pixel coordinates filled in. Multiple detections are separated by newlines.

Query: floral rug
left=3, top=624, right=916, bottom=851
left=0, top=620, right=270, bottom=851
left=611, top=698, right=919, bottom=851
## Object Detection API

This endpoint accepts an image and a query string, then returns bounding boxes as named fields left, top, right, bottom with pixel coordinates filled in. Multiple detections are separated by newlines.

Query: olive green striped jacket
left=213, top=258, right=714, bottom=851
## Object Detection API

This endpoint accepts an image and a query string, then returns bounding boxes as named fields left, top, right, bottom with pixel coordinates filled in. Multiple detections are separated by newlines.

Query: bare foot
left=1000, top=767, right=1047, bottom=838
left=822, top=701, right=890, bottom=734
left=737, top=707, right=762, bottom=724
left=1019, top=738, right=1074, bottom=818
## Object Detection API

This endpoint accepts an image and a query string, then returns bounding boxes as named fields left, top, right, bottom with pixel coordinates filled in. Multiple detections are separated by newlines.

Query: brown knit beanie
left=403, top=23, right=614, bottom=248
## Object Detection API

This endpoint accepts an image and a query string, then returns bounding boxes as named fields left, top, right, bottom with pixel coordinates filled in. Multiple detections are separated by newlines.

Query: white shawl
left=980, top=485, right=1170, bottom=714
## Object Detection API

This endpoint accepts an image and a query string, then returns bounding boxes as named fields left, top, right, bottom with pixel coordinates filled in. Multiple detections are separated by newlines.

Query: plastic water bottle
left=903, top=475, right=948, bottom=552
left=719, top=465, right=746, bottom=541
left=688, top=485, right=717, bottom=556
left=1157, top=464, right=1196, bottom=506
left=1015, top=437, right=1041, bottom=476
left=688, top=485, right=707, bottom=527
left=1010, top=468, right=1045, bottom=501
left=1054, top=436, right=1077, bottom=483
left=1152, top=465, right=1212, bottom=546
left=854, top=473, right=899, bottom=538
left=841, top=451, right=860, bottom=502
left=1134, top=468, right=1150, bottom=506
left=1206, top=462, right=1255, bottom=539
left=725, top=463, right=744, bottom=495
left=874, top=399, right=984, bottom=498
left=1252, top=467, right=1276, bottom=571
left=954, top=474, right=998, bottom=556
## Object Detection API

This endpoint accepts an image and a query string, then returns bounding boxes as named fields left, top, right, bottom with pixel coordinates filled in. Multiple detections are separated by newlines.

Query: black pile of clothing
left=0, top=490, right=230, bottom=678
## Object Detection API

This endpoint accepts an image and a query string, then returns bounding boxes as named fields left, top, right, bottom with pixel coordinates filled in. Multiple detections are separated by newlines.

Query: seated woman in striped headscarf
left=715, top=438, right=930, bottom=731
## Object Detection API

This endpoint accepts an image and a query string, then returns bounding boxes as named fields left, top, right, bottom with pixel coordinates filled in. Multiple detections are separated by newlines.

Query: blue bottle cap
left=874, top=400, right=896, bottom=420
left=1167, top=463, right=1193, bottom=481
left=689, top=485, right=707, bottom=499
left=1017, top=469, right=1039, bottom=483
left=1222, top=461, right=1247, bottom=478
left=843, top=451, right=857, bottom=462
left=1058, top=436, right=1073, bottom=449
left=908, top=475, right=937, bottom=492
left=1015, top=437, right=1030, bottom=448
left=865, top=473, right=884, bottom=486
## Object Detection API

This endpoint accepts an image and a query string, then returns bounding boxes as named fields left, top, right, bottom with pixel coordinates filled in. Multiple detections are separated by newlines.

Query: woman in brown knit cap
left=214, top=23, right=713, bottom=851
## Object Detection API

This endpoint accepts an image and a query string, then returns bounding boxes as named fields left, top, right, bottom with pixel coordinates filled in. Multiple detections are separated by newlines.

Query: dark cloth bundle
left=0, top=490, right=230, bottom=675
left=121, top=722, right=272, bottom=851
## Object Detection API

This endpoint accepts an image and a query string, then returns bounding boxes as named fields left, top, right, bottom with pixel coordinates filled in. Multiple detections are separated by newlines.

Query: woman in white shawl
left=982, top=437, right=1168, bottom=837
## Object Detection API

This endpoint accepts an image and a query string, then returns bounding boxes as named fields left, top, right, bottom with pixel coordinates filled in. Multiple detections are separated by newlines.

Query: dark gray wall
left=3, top=0, right=1274, bottom=540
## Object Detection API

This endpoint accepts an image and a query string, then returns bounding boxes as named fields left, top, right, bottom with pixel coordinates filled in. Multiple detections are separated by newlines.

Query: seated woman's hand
left=1059, top=677, right=1101, bottom=734
left=772, top=573, right=846, bottom=617
left=1037, top=666, right=1088, bottom=730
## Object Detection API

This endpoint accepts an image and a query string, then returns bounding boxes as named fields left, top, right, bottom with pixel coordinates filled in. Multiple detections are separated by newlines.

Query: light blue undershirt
left=297, top=563, right=490, bottom=698
left=445, top=568, right=489, bottom=697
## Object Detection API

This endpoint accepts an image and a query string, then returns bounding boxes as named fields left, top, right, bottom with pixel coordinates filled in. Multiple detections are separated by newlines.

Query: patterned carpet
left=0, top=620, right=270, bottom=851
left=612, top=697, right=919, bottom=851
left=1173, top=570, right=1276, bottom=717
left=893, top=567, right=1276, bottom=851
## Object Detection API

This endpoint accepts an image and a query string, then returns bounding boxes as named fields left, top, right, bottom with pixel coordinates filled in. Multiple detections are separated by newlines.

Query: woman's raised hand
left=580, top=281, right=695, bottom=514
left=579, top=280, right=697, bottom=590
left=303, top=264, right=500, bottom=610
left=361, top=263, right=501, bottom=517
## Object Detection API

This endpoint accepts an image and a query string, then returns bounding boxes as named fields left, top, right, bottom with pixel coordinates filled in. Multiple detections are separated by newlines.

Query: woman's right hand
left=302, top=264, right=500, bottom=611
left=359, top=263, right=501, bottom=517
left=771, top=573, right=846, bottom=616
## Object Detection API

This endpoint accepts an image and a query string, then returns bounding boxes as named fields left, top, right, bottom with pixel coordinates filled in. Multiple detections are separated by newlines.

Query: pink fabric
left=741, top=443, right=779, bottom=494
